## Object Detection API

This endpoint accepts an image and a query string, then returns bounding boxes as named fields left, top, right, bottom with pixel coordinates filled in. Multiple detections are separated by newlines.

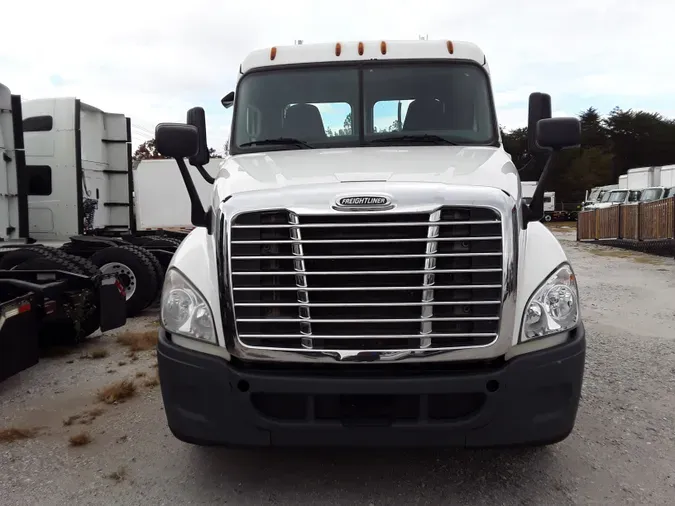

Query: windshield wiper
left=239, top=137, right=314, bottom=149
left=367, top=134, right=459, bottom=146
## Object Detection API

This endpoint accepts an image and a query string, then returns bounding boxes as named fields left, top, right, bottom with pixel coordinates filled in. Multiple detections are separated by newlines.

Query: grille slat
left=231, top=220, right=498, bottom=228
left=235, top=301, right=502, bottom=307
left=230, top=207, right=504, bottom=351
left=233, top=285, right=502, bottom=291
left=238, top=317, right=499, bottom=323
left=233, top=269, right=502, bottom=275
left=232, top=236, right=501, bottom=244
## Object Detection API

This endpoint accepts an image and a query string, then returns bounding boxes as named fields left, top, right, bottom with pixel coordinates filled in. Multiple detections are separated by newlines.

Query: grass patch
left=63, top=414, right=81, bottom=426
left=64, top=407, right=106, bottom=427
left=587, top=248, right=664, bottom=265
left=80, top=348, right=109, bottom=360
left=0, top=427, right=40, bottom=443
left=116, top=330, right=157, bottom=352
left=97, top=380, right=136, bottom=404
left=144, top=374, right=160, bottom=388
left=106, top=466, right=127, bottom=482
left=69, top=432, right=92, bottom=447
left=545, top=221, right=577, bottom=229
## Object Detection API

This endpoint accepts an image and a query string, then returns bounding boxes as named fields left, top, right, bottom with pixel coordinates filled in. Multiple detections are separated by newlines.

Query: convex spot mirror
left=186, top=107, right=210, bottom=166
left=527, top=92, right=552, bottom=154
left=155, top=123, right=199, bottom=159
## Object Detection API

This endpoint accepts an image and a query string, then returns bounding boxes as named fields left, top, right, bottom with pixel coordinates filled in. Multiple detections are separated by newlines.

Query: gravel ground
left=2, top=226, right=675, bottom=505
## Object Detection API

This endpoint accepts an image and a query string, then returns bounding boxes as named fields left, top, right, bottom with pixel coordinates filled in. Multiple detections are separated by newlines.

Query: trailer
left=133, top=159, right=218, bottom=232
left=626, top=166, right=659, bottom=189
left=1, top=84, right=126, bottom=377
left=2, top=90, right=207, bottom=316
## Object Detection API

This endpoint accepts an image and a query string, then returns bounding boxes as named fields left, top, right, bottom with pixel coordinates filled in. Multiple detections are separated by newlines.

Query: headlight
left=521, top=263, right=579, bottom=342
left=161, top=269, right=215, bottom=343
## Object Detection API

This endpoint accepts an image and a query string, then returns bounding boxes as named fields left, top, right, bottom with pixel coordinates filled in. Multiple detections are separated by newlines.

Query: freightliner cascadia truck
left=153, top=39, right=585, bottom=448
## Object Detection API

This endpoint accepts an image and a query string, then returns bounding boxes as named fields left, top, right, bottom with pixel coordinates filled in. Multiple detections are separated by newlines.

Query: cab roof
left=239, top=39, right=488, bottom=75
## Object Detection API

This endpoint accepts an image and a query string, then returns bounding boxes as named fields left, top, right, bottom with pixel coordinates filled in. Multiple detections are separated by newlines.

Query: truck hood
left=214, top=146, right=520, bottom=199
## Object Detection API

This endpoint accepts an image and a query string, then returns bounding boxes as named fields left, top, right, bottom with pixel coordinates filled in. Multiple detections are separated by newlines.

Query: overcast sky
left=2, top=0, right=674, bottom=151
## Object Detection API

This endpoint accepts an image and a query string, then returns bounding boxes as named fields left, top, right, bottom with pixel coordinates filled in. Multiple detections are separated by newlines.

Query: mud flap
left=99, top=276, right=127, bottom=332
left=0, top=295, right=40, bottom=383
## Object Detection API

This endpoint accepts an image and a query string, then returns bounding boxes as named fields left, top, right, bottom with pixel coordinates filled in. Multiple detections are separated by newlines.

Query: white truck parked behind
left=1, top=94, right=194, bottom=316
left=153, top=39, right=585, bottom=448
left=626, top=166, right=665, bottom=202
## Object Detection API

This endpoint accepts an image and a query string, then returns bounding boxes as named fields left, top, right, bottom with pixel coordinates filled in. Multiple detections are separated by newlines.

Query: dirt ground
left=2, top=226, right=675, bottom=505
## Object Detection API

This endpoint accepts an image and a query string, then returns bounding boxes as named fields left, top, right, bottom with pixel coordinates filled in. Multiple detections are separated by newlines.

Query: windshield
left=599, top=191, right=612, bottom=202
left=231, top=62, right=497, bottom=153
left=640, top=188, right=663, bottom=202
left=628, top=190, right=641, bottom=202
left=608, top=191, right=628, bottom=203
left=588, top=189, right=601, bottom=201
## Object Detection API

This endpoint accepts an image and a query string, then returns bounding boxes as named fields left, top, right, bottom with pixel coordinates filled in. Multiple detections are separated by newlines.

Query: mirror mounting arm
left=175, top=157, right=209, bottom=230
left=195, top=164, right=215, bottom=184
left=522, top=150, right=557, bottom=227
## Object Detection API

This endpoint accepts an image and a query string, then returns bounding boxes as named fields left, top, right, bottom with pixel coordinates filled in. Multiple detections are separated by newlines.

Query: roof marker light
left=270, top=47, right=277, bottom=60
left=358, top=42, right=364, bottom=56
left=446, top=40, right=454, bottom=54
left=335, top=42, right=342, bottom=56
left=380, top=41, right=387, bottom=55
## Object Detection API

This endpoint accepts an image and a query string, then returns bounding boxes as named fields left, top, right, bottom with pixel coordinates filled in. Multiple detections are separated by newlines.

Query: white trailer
left=1, top=92, right=192, bottom=316
left=618, top=175, right=627, bottom=189
left=1, top=83, right=126, bottom=345
left=133, top=159, right=218, bottom=232
left=626, top=166, right=659, bottom=189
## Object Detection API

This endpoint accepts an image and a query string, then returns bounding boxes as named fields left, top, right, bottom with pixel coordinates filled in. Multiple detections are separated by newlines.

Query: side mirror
left=155, top=122, right=208, bottom=229
left=186, top=107, right=210, bottom=166
left=155, top=123, right=199, bottom=158
left=221, top=91, right=234, bottom=109
left=527, top=92, right=552, bottom=154
left=536, top=117, right=581, bottom=151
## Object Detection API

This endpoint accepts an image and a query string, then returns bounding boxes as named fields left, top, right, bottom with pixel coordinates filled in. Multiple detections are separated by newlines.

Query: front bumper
left=157, top=326, right=585, bottom=448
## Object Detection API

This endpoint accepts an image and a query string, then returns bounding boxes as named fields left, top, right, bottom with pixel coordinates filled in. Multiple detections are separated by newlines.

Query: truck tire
left=139, top=237, right=183, bottom=274
left=89, top=246, right=158, bottom=316
left=0, top=245, right=58, bottom=270
left=544, top=214, right=552, bottom=222
left=119, top=244, right=164, bottom=302
left=13, top=252, right=101, bottom=343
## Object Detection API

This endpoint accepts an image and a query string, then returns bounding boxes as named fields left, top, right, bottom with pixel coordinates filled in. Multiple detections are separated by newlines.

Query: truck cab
left=638, top=186, right=667, bottom=202
left=153, top=39, right=585, bottom=448
left=593, top=188, right=641, bottom=209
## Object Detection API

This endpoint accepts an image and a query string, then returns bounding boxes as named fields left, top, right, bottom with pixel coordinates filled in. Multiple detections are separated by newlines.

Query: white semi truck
left=154, top=39, right=585, bottom=448
left=521, top=182, right=560, bottom=221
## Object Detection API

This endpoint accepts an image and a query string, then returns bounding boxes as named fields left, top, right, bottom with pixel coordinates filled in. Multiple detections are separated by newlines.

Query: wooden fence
left=577, top=197, right=675, bottom=242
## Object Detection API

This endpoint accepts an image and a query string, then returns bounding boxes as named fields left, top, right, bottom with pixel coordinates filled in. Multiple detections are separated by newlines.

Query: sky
left=2, top=0, right=675, bottom=152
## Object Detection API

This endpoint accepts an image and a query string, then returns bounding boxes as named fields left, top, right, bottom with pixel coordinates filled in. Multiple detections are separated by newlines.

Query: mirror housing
left=536, top=117, right=581, bottom=151
left=186, top=107, right=210, bottom=166
left=155, top=123, right=199, bottom=158
left=521, top=93, right=582, bottom=228
left=527, top=92, right=552, bottom=154
left=154, top=122, right=209, bottom=229
left=221, top=91, right=234, bottom=109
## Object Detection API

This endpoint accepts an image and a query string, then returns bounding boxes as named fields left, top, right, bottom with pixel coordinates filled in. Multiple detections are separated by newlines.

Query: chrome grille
left=230, top=207, right=503, bottom=351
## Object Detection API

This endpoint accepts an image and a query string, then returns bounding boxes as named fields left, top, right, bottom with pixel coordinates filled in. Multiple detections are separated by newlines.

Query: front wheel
left=543, top=214, right=552, bottom=222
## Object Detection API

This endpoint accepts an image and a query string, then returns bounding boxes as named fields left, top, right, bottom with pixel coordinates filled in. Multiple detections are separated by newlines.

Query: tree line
left=134, top=106, right=675, bottom=204
left=133, top=139, right=223, bottom=160
left=502, top=107, right=675, bottom=203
